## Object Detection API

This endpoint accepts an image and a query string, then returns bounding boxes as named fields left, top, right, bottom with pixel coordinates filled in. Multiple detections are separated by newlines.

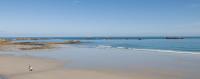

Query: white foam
left=95, top=45, right=200, bottom=55
left=96, top=45, right=112, bottom=48
left=116, top=47, right=125, bottom=49
left=131, top=48, right=200, bottom=55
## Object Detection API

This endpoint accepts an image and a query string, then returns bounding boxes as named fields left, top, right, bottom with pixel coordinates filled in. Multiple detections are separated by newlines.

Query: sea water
left=53, top=37, right=200, bottom=52
left=80, top=38, right=200, bottom=52
left=9, top=37, right=200, bottom=52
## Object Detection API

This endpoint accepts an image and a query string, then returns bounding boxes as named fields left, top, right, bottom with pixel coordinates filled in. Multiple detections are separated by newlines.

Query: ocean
left=80, top=38, right=200, bottom=52
left=6, top=37, right=200, bottom=53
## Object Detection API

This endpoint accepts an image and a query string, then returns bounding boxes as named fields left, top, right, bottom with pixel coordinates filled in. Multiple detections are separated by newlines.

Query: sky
left=0, top=0, right=200, bottom=37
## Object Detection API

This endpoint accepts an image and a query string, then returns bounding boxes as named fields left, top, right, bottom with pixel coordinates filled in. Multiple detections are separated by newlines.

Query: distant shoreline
left=0, top=36, right=200, bottom=40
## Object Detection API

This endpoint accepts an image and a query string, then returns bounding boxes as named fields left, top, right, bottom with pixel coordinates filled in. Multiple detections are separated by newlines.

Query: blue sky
left=0, top=0, right=199, bottom=37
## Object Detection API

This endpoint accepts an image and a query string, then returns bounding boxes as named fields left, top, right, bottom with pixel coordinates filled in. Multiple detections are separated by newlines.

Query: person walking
left=28, top=65, right=33, bottom=71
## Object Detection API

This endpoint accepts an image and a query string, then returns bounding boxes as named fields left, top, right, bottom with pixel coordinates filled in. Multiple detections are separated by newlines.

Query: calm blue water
left=8, top=37, right=200, bottom=52
left=79, top=39, right=200, bottom=52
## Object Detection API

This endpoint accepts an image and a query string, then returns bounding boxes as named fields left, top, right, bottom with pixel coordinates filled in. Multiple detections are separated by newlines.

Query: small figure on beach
left=28, top=65, right=33, bottom=71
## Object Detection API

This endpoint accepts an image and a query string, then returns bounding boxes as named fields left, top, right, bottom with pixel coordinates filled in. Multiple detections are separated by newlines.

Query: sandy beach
left=0, top=45, right=200, bottom=79
left=0, top=55, right=134, bottom=79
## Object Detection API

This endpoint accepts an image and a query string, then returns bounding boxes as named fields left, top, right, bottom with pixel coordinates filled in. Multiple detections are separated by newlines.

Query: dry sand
left=0, top=55, right=134, bottom=79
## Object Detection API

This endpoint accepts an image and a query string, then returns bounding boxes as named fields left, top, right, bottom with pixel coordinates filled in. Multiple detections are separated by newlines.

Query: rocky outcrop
left=0, top=39, right=81, bottom=51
